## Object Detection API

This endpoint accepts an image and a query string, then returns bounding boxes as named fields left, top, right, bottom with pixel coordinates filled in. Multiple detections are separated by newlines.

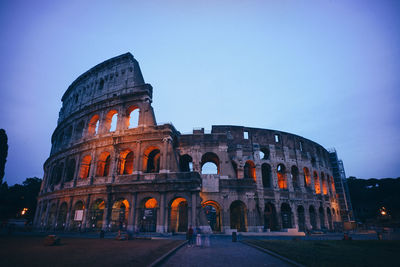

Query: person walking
left=187, top=225, right=194, bottom=247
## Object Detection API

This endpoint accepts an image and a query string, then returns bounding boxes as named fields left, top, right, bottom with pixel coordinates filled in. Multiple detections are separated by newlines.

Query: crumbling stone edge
left=241, top=240, right=305, bottom=267
left=149, top=240, right=188, bottom=267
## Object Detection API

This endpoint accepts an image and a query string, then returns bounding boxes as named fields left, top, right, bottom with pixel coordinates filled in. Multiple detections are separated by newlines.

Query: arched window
left=260, top=147, right=270, bottom=160
left=277, top=164, right=287, bottom=189
left=65, top=126, right=72, bottom=144
left=291, top=166, right=300, bottom=189
left=261, top=163, right=271, bottom=188
left=119, top=151, right=134, bottom=175
left=309, top=206, right=317, bottom=229
left=79, top=155, right=92, bottom=178
left=303, top=167, right=311, bottom=187
left=179, top=154, right=193, bottom=172
left=281, top=203, right=292, bottom=228
left=54, top=163, right=64, bottom=184
left=126, top=106, right=139, bottom=129
left=244, top=160, right=256, bottom=181
left=98, top=79, right=104, bottom=90
left=105, top=110, right=118, bottom=132
left=75, top=121, right=84, bottom=139
left=88, top=115, right=100, bottom=136
left=96, top=152, right=111, bottom=177
left=65, top=158, right=76, bottom=182
left=201, top=152, right=220, bottom=174
left=144, top=148, right=160, bottom=173
left=321, top=172, right=328, bottom=195
left=314, top=171, right=321, bottom=194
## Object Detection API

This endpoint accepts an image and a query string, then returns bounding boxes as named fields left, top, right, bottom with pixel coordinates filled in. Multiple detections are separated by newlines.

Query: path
left=162, top=236, right=291, bottom=267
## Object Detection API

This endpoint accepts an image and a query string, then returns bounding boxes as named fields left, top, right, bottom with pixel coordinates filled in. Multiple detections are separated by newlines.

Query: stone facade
left=34, top=53, right=342, bottom=233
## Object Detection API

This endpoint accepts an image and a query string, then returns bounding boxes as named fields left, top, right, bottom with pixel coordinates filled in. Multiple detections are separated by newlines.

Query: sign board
left=74, top=210, right=84, bottom=221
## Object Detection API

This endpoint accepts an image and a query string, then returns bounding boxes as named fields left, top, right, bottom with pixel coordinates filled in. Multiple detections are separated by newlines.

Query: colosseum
left=33, top=52, right=342, bottom=234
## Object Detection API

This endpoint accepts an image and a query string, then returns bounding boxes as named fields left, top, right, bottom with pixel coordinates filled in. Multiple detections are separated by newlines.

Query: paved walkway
left=162, top=236, right=291, bottom=267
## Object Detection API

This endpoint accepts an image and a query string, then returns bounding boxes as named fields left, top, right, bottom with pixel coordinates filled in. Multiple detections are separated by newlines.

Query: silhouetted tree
left=0, top=129, right=8, bottom=184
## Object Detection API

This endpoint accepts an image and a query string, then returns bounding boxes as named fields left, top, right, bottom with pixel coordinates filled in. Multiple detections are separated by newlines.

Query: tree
left=0, top=129, right=8, bottom=184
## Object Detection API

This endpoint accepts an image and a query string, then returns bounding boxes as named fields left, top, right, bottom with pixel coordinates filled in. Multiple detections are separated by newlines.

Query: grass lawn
left=0, top=235, right=184, bottom=267
left=245, top=239, right=400, bottom=267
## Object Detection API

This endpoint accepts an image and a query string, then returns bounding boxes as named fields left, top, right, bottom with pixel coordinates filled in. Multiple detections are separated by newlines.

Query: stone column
left=135, top=141, right=142, bottom=173
left=73, top=154, right=81, bottom=187
left=160, top=137, right=172, bottom=173
left=127, top=193, right=135, bottom=232
left=191, top=193, right=197, bottom=227
left=65, top=197, right=74, bottom=231
left=53, top=199, right=60, bottom=231
left=158, top=193, right=166, bottom=233
left=82, top=194, right=91, bottom=231
left=102, top=191, right=112, bottom=231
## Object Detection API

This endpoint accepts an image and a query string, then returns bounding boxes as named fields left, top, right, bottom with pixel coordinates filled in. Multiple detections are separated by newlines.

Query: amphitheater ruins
left=34, top=53, right=344, bottom=234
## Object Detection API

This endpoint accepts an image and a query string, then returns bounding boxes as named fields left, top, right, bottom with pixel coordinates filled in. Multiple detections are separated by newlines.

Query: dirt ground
left=0, top=235, right=183, bottom=267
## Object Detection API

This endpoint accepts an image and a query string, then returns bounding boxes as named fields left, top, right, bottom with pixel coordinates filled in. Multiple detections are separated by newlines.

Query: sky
left=0, top=0, right=399, bottom=185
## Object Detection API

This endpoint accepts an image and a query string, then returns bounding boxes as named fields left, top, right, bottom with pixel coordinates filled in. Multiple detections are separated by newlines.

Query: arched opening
left=89, top=199, right=105, bottom=231
left=281, top=203, right=293, bottom=229
left=111, top=199, right=130, bottom=231
left=126, top=106, right=140, bottom=129
left=327, top=208, right=333, bottom=231
left=314, top=171, right=321, bottom=194
left=244, top=160, right=256, bottom=181
left=79, top=155, right=92, bottom=179
left=51, top=163, right=64, bottom=185
left=260, top=147, right=270, bottom=160
left=320, top=173, right=326, bottom=195
left=261, top=163, right=272, bottom=188
left=169, top=198, right=188, bottom=233
left=140, top=198, right=158, bottom=232
left=201, top=152, right=220, bottom=174
left=319, top=207, right=325, bottom=229
left=309, top=206, right=317, bottom=230
left=105, top=110, right=118, bottom=132
left=179, top=154, right=193, bottom=172
left=330, top=176, right=336, bottom=195
left=98, top=79, right=104, bottom=90
left=65, top=158, right=76, bottom=182
left=202, top=200, right=222, bottom=232
left=303, top=167, right=311, bottom=188
left=119, top=150, right=134, bottom=175
left=56, top=202, right=68, bottom=231
left=291, top=166, right=300, bottom=189
left=75, top=121, right=85, bottom=139
left=297, top=206, right=306, bottom=232
left=277, top=164, right=287, bottom=189
left=145, top=148, right=160, bottom=173
left=47, top=204, right=57, bottom=230
left=230, top=200, right=247, bottom=232
left=65, top=126, right=72, bottom=144
left=88, top=115, right=100, bottom=136
left=264, top=202, right=278, bottom=231
left=96, top=152, right=111, bottom=177
left=71, top=201, right=85, bottom=231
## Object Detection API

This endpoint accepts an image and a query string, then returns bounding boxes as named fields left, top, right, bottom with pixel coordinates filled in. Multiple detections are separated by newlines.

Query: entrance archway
left=309, top=206, right=317, bottom=230
left=89, top=199, right=105, bottom=230
left=169, top=198, right=188, bottom=232
left=319, top=207, right=325, bottom=229
left=111, top=199, right=130, bottom=231
left=230, top=200, right=247, bottom=232
left=140, top=198, right=158, bottom=232
left=47, top=204, right=57, bottom=230
left=202, top=200, right=221, bottom=232
left=56, top=202, right=68, bottom=231
left=327, top=207, right=333, bottom=231
left=281, top=203, right=293, bottom=229
left=264, top=202, right=278, bottom=231
left=297, top=206, right=305, bottom=232
left=70, top=201, right=85, bottom=231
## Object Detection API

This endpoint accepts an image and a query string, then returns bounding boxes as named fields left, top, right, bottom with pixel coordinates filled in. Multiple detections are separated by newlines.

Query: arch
left=140, top=197, right=158, bottom=232
left=281, top=203, right=292, bottom=229
left=264, top=202, right=278, bottom=231
left=126, top=106, right=140, bottom=129
left=144, top=147, right=160, bottom=173
left=327, top=207, right=333, bottom=230
left=260, top=147, right=270, bottom=160
left=277, top=164, right=287, bottom=189
left=303, top=167, right=311, bottom=187
left=105, top=110, right=118, bottom=132
left=75, top=120, right=85, bottom=139
left=65, top=158, right=76, bottom=182
left=201, top=152, right=220, bottom=174
left=96, top=152, right=111, bottom=177
left=291, top=166, right=300, bottom=189
left=244, top=160, right=256, bottom=181
left=47, top=203, right=57, bottom=229
left=319, top=206, right=326, bottom=229
left=297, top=206, right=306, bottom=232
left=89, top=199, right=105, bottom=230
left=321, top=172, right=328, bottom=195
left=118, top=150, right=134, bottom=175
left=261, top=163, right=272, bottom=188
left=313, top=171, right=321, bottom=194
left=88, top=114, right=100, bottom=136
left=65, top=126, right=72, bottom=144
left=202, top=200, right=222, bottom=232
left=111, top=199, right=130, bottom=231
left=230, top=200, right=247, bottom=232
left=309, top=206, right=317, bottom=230
left=79, top=155, right=92, bottom=179
left=169, top=197, right=188, bottom=232
left=179, top=154, right=193, bottom=172
left=56, top=202, right=68, bottom=231
left=70, top=201, right=85, bottom=231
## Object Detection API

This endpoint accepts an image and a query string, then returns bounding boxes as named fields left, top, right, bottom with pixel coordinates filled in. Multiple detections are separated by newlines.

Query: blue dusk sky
left=0, top=0, right=399, bottom=185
